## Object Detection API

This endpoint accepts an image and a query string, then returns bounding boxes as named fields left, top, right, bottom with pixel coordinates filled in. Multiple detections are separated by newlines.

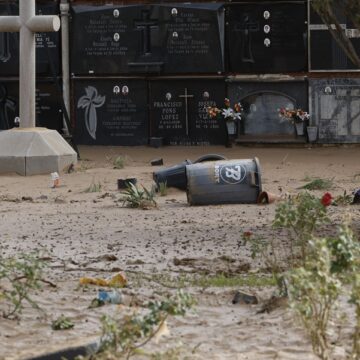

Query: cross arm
left=26, top=15, right=60, bottom=32
left=0, top=16, right=21, bottom=32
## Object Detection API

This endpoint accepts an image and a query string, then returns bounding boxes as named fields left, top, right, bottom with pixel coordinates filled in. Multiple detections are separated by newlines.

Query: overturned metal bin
left=186, top=158, right=262, bottom=205
left=153, top=160, right=192, bottom=190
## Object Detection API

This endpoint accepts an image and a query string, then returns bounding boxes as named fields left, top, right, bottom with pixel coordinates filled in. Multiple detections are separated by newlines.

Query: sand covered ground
left=0, top=145, right=359, bottom=360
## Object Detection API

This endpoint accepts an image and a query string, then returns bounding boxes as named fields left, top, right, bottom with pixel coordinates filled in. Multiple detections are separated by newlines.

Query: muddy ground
left=0, top=145, right=359, bottom=360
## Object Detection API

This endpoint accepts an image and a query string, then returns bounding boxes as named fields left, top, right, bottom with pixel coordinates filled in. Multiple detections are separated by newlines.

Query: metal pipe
left=60, top=0, right=70, bottom=135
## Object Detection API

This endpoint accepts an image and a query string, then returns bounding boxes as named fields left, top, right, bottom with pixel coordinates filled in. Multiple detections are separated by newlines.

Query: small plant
left=85, top=179, right=102, bottom=193
left=92, top=291, right=194, bottom=359
left=288, top=223, right=360, bottom=360
left=301, top=178, right=333, bottom=190
left=288, top=237, right=341, bottom=360
left=0, top=252, right=46, bottom=318
left=51, top=315, right=75, bottom=330
left=122, top=183, right=157, bottom=209
left=333, top=190, right=353, bottom=206
left=273, top=192, right=330, bottom=264
left=113, top=156, right=125, bottom=169
left=158, top=182, right=167, bottom=197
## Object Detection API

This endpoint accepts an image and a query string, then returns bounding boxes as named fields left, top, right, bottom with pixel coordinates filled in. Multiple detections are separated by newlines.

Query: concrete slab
left=0, top=128, right=77, bottom=175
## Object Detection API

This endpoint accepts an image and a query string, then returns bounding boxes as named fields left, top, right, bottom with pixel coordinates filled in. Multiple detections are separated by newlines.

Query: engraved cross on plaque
left=234, top=14, right=258, bottom=63
left=179, top=88, right=194, bottom=136
left=134, top=10, right=158, bottom=55
left=0, top=0, right=60, bottom=128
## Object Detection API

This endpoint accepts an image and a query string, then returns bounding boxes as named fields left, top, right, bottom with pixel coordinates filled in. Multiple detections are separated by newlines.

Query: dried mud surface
left=0, top=145, right=359, bottom=360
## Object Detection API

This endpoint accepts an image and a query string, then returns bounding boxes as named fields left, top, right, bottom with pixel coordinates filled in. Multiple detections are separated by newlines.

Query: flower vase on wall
left=225, top=119, right=237, bottom=147
left=226, top=119, right=237, bottom=136
left=294, top=121, right=304, bottom=136
left=307, top=126, right=318, bottom=143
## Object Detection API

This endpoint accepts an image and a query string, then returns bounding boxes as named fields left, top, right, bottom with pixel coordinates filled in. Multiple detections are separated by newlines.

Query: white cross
left=0, top=0, right=60, bottom=128
left=179, top=88, right=194, bottom=136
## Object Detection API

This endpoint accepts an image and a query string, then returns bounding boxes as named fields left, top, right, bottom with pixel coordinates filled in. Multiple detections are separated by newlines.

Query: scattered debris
left=79, top=272, right=127, bottom=287
left=97, top=289, right=123, bottom=305
left=232, top=291, right=258, bottom=305
left=352, top=189, right=360, bottom=204
left=66, top=163, right=75, bottom=174
left=151, top=158, right=163, bottom=166
left=257, top=296, right=288, bottom=314
left=51, top=172, right=60, bottom=188
left=257, top=191, right=280, bottom=205
left=117, top=178, right=137, bottom=190
left=21, top=196, right=33, bottom=202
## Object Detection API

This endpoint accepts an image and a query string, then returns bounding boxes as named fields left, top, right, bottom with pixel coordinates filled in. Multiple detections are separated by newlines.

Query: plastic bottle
left=97, top=289, right=123, bottom=304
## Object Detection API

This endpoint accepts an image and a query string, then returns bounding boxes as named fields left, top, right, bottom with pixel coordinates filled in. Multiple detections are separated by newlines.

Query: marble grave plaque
left=150, top=79, right=226, bottom=145
left=70, top=3, right=224, bottom=75
left=310, top=78, right=360, bottom=143
left=0, top=79, right=63, bottom=131
left=74, top=79, right=148, bottom=145
left=227, top=2, right=307, bottom=73
left=0, top=1, right=61, bottom=76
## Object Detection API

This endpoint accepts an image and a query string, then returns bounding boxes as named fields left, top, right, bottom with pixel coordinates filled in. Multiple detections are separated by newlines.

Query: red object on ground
left=321, top=192, right=333, bottom=207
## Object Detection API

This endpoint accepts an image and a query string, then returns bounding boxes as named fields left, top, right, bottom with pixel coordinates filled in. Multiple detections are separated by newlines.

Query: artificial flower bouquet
left=278, top=108, right=310, bottom=124
left=207, top=98, right=243, bottom=121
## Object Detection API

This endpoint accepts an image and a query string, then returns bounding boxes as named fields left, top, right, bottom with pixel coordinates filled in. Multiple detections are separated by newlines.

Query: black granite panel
left=309, top=78, right=360, bottom=143
left=70, top=3, right=224, bottom=75
left=0, top=1, right=61, bottom=76
left=70, top=5, right=147, bottom=75
left=227, top=2, right=307, bottom=73
left=157, top=3, right=224, bottom=74
left=150, top=79, right=226, bottom=145
left=0, top=79, right=63, bottom=131
left=228, top=80, right=308, bottom=136
left=310, top=5, right=360, bottom=70
left=74, top=78, right=148, bottom=145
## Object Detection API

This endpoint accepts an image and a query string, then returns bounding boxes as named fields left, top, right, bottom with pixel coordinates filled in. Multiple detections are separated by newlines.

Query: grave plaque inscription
left=310, top=78, right=360, bottom=143
left=158, top=3, right=224, bottom=74
left=150, top=79, right=226, bottom=145
left=70, top=4, right=151, bottom=75
left=74, top=79, right=148, bottom=145
left=0, top=80, right=63, bottom=131
left=0, top=1, right=60, bottom=76
left=70, top=3, right=224, bottom=75
left=227, top=2, right=307, bottom=73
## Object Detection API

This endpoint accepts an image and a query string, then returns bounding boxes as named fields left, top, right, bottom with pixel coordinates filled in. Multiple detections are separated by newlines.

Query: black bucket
left=153, top=160, right=192, bottom=190
left=186, top=158, right=262, bottom=205
left=118, top=178, right=137, bottom=190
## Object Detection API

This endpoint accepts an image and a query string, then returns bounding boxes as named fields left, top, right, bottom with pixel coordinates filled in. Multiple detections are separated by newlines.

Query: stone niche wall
left=309, top=77, right=360, bottom=143
left=1, top=0, right=360, bottom=144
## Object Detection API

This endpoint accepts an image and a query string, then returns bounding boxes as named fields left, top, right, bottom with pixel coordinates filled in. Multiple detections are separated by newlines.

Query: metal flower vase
left=294, top=121, right=304, bottom=136
left=226, top=119, right=237, bottom=136
left=307, top=126, right=318, bottom=143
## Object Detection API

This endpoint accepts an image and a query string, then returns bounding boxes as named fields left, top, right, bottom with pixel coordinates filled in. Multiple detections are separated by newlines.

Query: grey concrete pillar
left=20, top=0, right=36, bottom=128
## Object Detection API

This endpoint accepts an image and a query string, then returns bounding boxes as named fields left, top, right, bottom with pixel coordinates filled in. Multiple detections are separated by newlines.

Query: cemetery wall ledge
left=227, top=74, right=307, bottom=82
